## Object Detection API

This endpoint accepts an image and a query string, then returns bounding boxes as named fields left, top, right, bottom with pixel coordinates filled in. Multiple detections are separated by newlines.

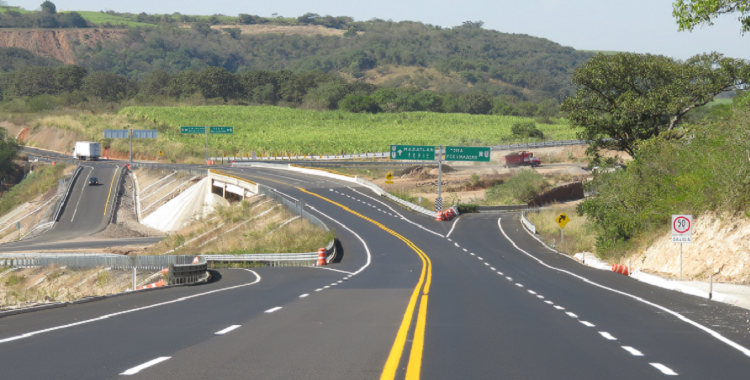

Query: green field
left=72, top=11, right=152, bottom=27
left=119, top=106, right=578, bottom=157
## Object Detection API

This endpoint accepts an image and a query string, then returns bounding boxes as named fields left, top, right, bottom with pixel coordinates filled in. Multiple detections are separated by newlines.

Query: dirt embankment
left=628, top=212, right=750, bottom=284
left=0, top=29, right=128, bottom=64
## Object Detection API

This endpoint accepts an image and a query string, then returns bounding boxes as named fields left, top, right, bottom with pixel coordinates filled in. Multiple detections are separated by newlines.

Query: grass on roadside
left=0, top=163, right=70, bottom=216
left=483, top=169, right=549, bottom=205
left=526, top=203, right=598, bottom=256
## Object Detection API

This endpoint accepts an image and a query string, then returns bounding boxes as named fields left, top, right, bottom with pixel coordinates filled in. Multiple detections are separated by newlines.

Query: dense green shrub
left=485, top=170, right=548, bottom=204
left=511, top=121, right=544, bottom=139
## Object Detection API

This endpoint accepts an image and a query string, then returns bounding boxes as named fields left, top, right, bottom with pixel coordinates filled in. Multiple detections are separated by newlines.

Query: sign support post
left=129, top=130, right=133, bottom=167
left=437, top=145, right=442, bottom=210
left=671, top=214, right=693, bottom=281
left=206, top=128, right=209, bottom=163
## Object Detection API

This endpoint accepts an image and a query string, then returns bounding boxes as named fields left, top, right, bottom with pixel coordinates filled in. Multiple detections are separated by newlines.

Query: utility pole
left=205, top=127, right=209, bottom=163
left=129, top=129, right=133, bottom=167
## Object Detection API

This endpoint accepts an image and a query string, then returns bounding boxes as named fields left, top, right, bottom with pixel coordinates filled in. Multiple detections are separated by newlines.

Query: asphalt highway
left=0, top=166, right=749, bottom=379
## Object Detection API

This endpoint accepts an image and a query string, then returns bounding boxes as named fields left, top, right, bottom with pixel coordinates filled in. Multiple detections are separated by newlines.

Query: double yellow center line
left=297, top=188, right=432, bottom=380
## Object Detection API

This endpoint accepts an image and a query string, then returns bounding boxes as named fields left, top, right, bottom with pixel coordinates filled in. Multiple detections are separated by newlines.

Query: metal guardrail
left=257, top=184, right=330, bottom=232
left=356, top=177, right=439, bottom=218
left=53, top=165, right=82, bottom=222
left=202, top=238, right=336, bottom=267
left=521, top=210, right=536, bottom=234
left=477, top=205, right=529, bottom=213
left=0, top=255, right=203, bottom=270
left=130, top=162, right=208, bottom=176
left=168, top=262, right=208, bottom=285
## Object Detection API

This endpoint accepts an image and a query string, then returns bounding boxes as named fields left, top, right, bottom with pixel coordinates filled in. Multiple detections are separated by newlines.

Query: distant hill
left=0, top=7, right=596, bottom=103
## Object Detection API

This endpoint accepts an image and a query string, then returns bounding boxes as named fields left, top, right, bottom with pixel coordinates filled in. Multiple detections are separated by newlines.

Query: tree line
left=0, top=64, right=560, bottom=118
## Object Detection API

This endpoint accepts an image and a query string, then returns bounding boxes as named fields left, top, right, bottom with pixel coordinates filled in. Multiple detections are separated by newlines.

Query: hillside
left=0, top=7, right=595, bottom=103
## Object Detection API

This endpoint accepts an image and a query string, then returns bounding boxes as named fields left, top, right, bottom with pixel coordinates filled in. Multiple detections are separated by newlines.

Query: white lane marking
left=324, top=285, right=330, bottom=289
left=580, top=321, right=595, bottom=327
left=463, top=248, right=468, bottom=252
left=215, top=325, right=241, bottom=335
left=265, top=307, right=283, bottom=313
left=120, top=357, right=171, bottom=375
left=454, top=242, right=460, bottom=247
left=490, top=267, right=496, bottom=271
left=273, top=189, right=299, bottom=202
left=330, top=189, right=334, bottom=191
left=566, top=312, right=578, bottom=318
left=506, top=277, right=513, bottom=281
left=309, top=266, right=354, bottom=275
left=650, top=363, right=677, bottom=375
left=330, top=283, right=337, bottom=286
left=446, top=217, right=460, bottom=237
left=70, top=167, right=93, bottom=223
left=337, top=280, right=343, bottom=283
left=484, top=263, right=490, bottom=266
left=599, top=332, right=617, bottom=340
left=622, top=346, right=644, bottom=356
left=537, top=295, right=545, bottom=299
left=299, top=294, right=309, bottom=298
left=346, top=186, right=445, bottom=237
left=447, top=238, right=452, bottom=241
left=478, top=257, right=483, bottom=260
left=470, top=253, right=476, bottom=256
left=497, top=271, right=504, bottom=275
left=0, top=269, right=261, bottom=345
left=315, top=288, right=323, bottom=292
left=306, top=205, right=371, bottom=275
left=554, top=306, right=565, bottom=310
left=545, top=301, right=554, bottom=304
left=528, top=290, right=537, bottom=295
left=498, top=218, right=750, bottom=359
left=516, top=283, right=524, bottom=287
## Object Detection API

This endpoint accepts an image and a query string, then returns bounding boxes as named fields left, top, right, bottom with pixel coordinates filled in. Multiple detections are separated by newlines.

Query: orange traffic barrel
left=317, top=248, right=327, bottom=266
left=612, top=264, right=629, bottom=276
left=436, top=211, right=444, bottom=221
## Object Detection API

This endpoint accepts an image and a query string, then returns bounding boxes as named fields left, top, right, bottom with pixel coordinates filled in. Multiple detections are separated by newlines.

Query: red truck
left=503, top=151, right=541, bottom=168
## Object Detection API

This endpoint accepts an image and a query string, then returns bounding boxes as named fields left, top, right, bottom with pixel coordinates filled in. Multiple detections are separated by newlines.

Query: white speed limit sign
left=672, top=215, right=692, bottom=244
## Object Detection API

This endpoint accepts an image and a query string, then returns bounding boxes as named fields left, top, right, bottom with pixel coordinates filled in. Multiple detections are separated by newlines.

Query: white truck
left=73, top=141, right=101, bottom=161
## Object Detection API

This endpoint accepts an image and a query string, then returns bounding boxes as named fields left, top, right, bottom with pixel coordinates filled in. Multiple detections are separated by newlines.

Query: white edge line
left=215, top=325, right=241, bottom=335
left=497, top=217, right=750, bottom=359
left=306, top=205, right=371, bottom=275
left=120, top=357, right=171, bottom=375
left=0, top=269, right=261, bottom=345
left=446, top=217, right=460, bottom=237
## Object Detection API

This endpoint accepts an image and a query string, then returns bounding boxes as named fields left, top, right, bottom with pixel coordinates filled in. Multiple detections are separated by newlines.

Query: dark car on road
left=89, top=177, right=98, bottom=186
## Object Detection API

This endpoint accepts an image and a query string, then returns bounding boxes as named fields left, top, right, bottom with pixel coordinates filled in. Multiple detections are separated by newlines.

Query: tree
left=673, top=0, right=750, bottom=33
left=5, top=67, right=57, bottom=97
left=561, top=52, right=749, bottom=157
left=138, top=69, right=170, bottom=96
left=197, top=66, right=238, bottom=101
left=82, top=71, right=134, bottom=102
left=339, top=94, right=380, bottom=113
left=0, top=127, right=20, bottom=182
left=40, top=1, right=56, bottom=13
left=54, top=65, right=87, bottom=93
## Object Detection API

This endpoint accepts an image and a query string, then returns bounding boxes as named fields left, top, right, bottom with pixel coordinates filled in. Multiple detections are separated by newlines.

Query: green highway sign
left=445, top=146, right=491, bottom=162
left=390, top=145, right=435, bottom=160
left=210, top=126, right=234, bottom=134
left=181, top=126, right=206, bottom=134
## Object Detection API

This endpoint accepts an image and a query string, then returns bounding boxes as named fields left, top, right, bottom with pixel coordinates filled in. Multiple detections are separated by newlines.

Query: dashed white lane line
left=463, top=248, right=468, bottom=252
left=470, top=252, right=476, bottom=256
left=478, top=257, right=483, bottom=260
left=544, top=300, right=553, bottom=304
left=265, top=307, right=283, bottom=313
left=537, top=295, right=544, bottom=299
left=622, top=346, right=644, bottom=356
left=650, top=363, right=678, bottom=375
left=506, top=277, right=513, bottom=281
left=497, top=271, right=503, bottom=275
left=515, top=283, right=524, bottom=288
left=337, top=280, right=343, bottom=283
left=315, top=288, right=323, bottom=292
left=120, top=357, right=171, bottom=375
left=528, top=290, right=537, bottom=295
left=580, top=321, right=595, bottom=327
left=447, top=238, right=452, bottom=241
left=484, top=263, right=490, bottom=266
left=330, top=283, right=338, bottom=286
left=599, top=332, right=617, bottom=340
left=215, top=325, right=241, bottom=335
left=324, top=285, right=330, bottom=289
left=299, top=294, right=309, bottom=298
left=490, top=267, right=496, bottom=271
left=554, top=306, right=565, bottom=310
left=454, top=242, right=460, bottom=247
left=565, top=312, right=578, bottom=318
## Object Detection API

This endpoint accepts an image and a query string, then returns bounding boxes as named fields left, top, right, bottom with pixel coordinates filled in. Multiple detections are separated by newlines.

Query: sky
left=9, top=0, right=749, bottom=60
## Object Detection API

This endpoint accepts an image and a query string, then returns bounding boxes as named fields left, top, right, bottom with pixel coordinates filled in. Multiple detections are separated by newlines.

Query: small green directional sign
left=181, top=126, right=206, bottom=134
left=210, top=126, right=234, bottom=134
left=390, top=145, right=435, bottom=160
left=445, top=146, right=491, bottom=162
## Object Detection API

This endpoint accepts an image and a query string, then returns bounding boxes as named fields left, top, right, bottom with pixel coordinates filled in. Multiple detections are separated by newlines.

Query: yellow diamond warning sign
left=555, top=213, right=570, bottom=229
